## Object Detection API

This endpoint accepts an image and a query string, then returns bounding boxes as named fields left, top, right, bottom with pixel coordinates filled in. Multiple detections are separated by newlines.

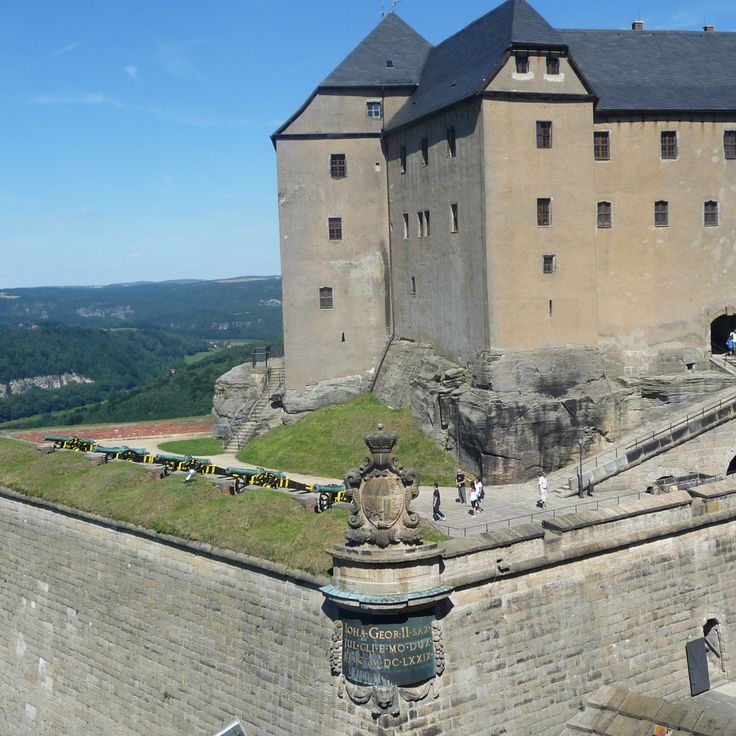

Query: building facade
left=273, top=0, right=736, bottom=393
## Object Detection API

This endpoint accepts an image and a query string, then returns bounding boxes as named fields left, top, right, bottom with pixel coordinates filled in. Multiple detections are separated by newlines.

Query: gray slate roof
left=321, top=12, right=431, bottom=88
left=562, top=29, right=736, bottom=112
left=387, top=0, right=564, bottom=130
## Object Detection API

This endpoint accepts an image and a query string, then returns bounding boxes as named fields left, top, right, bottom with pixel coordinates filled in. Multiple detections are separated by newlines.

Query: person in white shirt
left=537, top=472, right=548, bottom=509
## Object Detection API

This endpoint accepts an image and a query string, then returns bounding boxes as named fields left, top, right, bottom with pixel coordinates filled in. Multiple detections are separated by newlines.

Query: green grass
left=0, top=438, right=346, bottom=576
left=237, top=394, right=458, bottom=485
left=158, top=438, right=224, bottom=456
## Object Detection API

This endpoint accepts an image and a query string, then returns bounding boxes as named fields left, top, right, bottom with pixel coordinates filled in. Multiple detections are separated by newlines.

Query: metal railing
left=436, top=470, right=731, bottom=537
left=579, top=386, right=736, bottom=476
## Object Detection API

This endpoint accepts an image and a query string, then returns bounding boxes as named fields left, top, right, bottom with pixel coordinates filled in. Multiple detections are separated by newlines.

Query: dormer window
left=515, top=54, right=529, bottom=74
left=546, top=56, right=560, bottom=75
left=385, top=60, right=394, bottom=68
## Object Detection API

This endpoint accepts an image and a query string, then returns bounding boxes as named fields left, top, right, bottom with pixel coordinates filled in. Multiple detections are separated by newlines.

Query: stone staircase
left=552, top=380, right=736, bottom=496
left=224, top=359, right=285, bottom=453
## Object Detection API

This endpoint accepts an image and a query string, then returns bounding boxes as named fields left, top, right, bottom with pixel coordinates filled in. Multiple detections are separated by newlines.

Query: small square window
left=543, top=255, right=556, bottom=274
left=328, top=217, right=343, bottom=240
left=704, top=200, right=719, bottom=227
left=546, top=56, right=559, bottom=75
left=516, top=54, right=529, bottom=74
left=330, top=153, right=346, bottom=179
left=594, top=132, right=610, bottom=161
left=724, top=131, right=736, bottom=159
left=597, top=201, right=612, bottom=228
left=402, top=213, right=409, bottom=239
left=654, top=200, right=669, bottom=227
left=661, top=131, right=677, bottom=159
left=319, top=287, right=333, bottom=310
left=446, top=127, right=456, bottom=158
left=400, top=145, right=407, bottom=174
left=421, top=137, right=429, bottom=166
left=537, top=198, right=551, bottom=227
left=537, top=121, right=552, bottom=149
left=450, top=203, right=459, bottom=233
left=367, top=101, right=382, bottom=119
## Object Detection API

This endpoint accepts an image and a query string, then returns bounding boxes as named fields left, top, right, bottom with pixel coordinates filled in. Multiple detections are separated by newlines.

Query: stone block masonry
left=2, top=484, right=736, bottom=734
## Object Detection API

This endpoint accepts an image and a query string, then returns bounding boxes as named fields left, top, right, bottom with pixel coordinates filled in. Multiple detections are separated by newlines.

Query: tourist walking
left=456, top=468, right=466, bottom=504
left=469, top=483, right=479, bottom=516
left=474, top=476, right=484, bottom=513
left=432, top=483, right=446, bottom=521
left=537, top=472, right=548, bottom=509
left=728, top=330, right=736, bottom=356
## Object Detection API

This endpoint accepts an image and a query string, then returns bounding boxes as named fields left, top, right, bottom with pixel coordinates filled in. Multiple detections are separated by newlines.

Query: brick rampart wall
left=2, top=488, right=736, bottom=735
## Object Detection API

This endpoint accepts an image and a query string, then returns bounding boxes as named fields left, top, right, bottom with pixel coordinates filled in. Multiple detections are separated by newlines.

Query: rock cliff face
left=372, top=340, right=736, bottom=485
left=211, top=364, right=264, bottom=429
left=0, top=373, right=94, bottom=398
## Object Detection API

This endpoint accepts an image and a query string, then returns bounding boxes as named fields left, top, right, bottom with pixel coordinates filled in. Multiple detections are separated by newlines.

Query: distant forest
left=0, top=278, right=284, bottom=427
left=0, top=277, right=282, bottom=339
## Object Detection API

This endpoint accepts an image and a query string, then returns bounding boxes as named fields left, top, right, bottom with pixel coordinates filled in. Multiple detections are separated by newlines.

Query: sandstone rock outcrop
left=0, top=372, right=94, bottom=398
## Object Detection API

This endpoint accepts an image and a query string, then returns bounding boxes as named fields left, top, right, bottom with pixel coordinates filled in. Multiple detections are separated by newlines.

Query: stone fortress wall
left=1, top=482, right=735, bottom=735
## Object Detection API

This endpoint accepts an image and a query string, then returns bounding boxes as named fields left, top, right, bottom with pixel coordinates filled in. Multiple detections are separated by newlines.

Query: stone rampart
left=2, top=483, right=736, bottom=735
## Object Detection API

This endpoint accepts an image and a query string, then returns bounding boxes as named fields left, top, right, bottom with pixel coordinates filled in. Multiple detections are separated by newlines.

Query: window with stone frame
left=704, top=200, right=719, bottom=227
left=546, top=56, right=560, bottom=75
left=446, top=127, right=457, bottom=158
left=537, top=121, right=552, bottom=148
left=597, top=201, right=612, bottom=228
left=542, top=255, right=556, bottom=274
left=537, top=198, right=551, bottom=227
left=450, top=203, right=459, bottom=233
left=366, top=101, right=382, bottom=119
left=661, top=131, right=677, bottom=159
left=654, top=200, right=669, bottom=227
left=328, top=217, right=343, bottom=240
left=516, top=54, right=529, bottom=73
left=594, top=131, right=610, bottom=160
left=330, top=153, right=346, bottom=179
left=319, top=287, right=333, bottom=310
left=724, top=131, right=736, bottom=159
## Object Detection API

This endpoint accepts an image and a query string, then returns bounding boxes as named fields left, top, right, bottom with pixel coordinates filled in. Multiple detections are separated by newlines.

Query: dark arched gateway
left=710, top=314, right=736, bottom=354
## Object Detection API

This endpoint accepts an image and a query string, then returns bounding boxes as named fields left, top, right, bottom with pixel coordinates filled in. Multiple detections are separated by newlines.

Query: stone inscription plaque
left=342, top=613, right=436, bottom=686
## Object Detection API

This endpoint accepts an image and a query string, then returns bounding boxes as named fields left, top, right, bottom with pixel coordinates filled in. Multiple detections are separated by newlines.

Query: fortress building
left=272, top=0, right=736, bottom=481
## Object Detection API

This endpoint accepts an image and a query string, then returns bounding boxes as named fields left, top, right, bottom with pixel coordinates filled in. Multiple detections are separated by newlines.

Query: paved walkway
left=105, top=430, right=649, bottom=537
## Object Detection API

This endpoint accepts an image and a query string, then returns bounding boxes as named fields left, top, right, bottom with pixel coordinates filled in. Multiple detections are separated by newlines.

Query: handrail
left=223, top=363, right=272, bottom=449
left=579, top=383, right=736, bottom=477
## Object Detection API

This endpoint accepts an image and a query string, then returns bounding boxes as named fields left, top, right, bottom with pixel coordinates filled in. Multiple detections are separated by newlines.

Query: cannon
left=312, top=483, right=351, bottom=512
left=43, top=435, right=97, bottom=452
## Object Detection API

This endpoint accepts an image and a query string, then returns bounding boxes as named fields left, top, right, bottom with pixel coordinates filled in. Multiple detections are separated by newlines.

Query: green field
left=237, top=394, right=458, bottom=485
left=0, top=438, right=345, bottom=576
left=158, top=438, right=223, bottom=456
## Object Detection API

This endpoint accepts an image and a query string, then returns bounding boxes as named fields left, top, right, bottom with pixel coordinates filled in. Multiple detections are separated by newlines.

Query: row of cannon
left=42, top=435, right=350, bottom=512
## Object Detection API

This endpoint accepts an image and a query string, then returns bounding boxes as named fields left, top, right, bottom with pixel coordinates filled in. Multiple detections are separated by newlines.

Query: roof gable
left=321, top=13, right=431, bottom=88
left=387, top=0, right=566, bottom=130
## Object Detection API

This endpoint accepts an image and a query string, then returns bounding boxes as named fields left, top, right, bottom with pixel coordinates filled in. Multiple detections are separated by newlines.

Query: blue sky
left=1, top=0, right=735, bottom=287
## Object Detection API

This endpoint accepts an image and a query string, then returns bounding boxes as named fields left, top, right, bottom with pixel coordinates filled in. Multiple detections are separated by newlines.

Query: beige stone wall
left=593, top=118, right=736, bottom=370
left=488, top=54, right=589, bottom=95
left=483, top=98, right=600, bottom=349
left=385, top=101, right=489, bottom=364
left=276, top=89, right=401, bottom=391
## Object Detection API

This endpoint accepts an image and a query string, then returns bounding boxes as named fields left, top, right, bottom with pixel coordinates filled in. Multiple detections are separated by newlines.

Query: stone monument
left=321, top=425, right=452, bottom=717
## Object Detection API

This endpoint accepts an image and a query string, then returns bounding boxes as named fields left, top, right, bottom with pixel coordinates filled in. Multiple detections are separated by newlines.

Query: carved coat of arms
left=344, top=424, right=422, bottom=548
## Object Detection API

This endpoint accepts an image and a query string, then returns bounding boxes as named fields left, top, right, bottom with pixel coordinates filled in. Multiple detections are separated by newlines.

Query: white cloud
left=31, top=92, right=125, bottom=108
left=124, top=65, right=140, bottom=81
left=35, top=42, right=80, bottom=65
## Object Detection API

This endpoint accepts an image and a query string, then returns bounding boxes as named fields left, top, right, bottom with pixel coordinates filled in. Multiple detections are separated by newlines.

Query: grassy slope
left=0, top=438, right=346, bottom=576
left=158, top=438, right=223, bottom=456
left=237, top=394, right=458, bottom=485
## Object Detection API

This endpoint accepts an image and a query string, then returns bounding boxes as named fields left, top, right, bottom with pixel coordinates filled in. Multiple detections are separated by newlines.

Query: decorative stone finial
left=344, top=425, right=422, bottom=548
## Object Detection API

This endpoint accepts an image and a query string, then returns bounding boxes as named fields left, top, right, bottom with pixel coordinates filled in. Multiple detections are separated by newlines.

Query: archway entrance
left=710, top=313, right=736, bottom=354
left=727, top=456, right=736, bottom=475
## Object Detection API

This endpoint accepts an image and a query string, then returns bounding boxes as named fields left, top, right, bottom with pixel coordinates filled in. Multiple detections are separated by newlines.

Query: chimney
left=704, top=24, right=715, bottom=33
left=632, top=20, right=644, bottom=31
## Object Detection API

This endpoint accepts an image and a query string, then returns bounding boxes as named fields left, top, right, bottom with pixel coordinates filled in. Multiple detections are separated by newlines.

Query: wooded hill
left=0, top=277, right=282, bottom=339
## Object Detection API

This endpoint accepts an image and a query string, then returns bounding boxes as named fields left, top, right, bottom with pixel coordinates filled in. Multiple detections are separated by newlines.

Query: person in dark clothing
left=432, top=483, right=446, bottom=521
left=456, top=469, right=466, bottom=504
